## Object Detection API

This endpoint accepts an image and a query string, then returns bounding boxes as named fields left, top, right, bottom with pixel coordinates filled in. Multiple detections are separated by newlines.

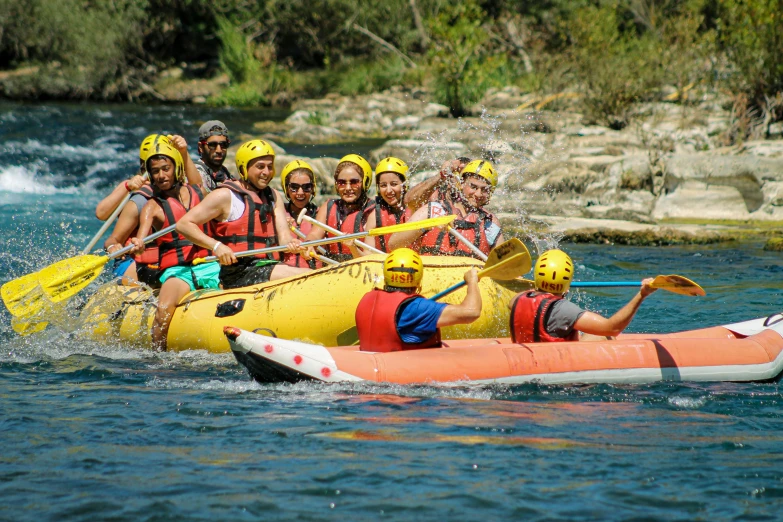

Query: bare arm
left=573, top=279, right=657, bottom=337
left=169, top=134, right=201, bottom=187
left=272, top=189, right=299, bottom=251
left=95, top=175, right=144, bottom=220
left=103, top=203, right=141, bottom=253
left=303, top=202, right=329, bottom=241
left=387, top=205, right=429, bottom=250
left=436, top=268, right=482, bottom=327
left=404, top=159, right=462, bottom=211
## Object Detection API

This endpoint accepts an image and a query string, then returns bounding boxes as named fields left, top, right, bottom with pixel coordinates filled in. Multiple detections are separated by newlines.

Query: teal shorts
left=159, top=262, right=221, bottom=292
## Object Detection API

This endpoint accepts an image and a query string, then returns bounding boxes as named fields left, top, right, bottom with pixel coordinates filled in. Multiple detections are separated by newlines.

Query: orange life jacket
left=355, top=288, right=442, bottom=352
left=212, top=180, right=280, bottom=260
left=323, top=197, right=372, bottom=262
left=509, top=291, right=580, bottom=343
left=418, top=200, right=498, bottom=259
left=153, top=185, right=208, bottom=270
left=366, top=197, right=411, bottom=252
left=283, top=202, right=321, bottom=269
left=122, top=184, right=159, bottom=266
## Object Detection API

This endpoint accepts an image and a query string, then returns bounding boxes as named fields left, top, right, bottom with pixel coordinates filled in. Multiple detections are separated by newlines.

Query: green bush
left=716, top=0, right=783, bottom=132
left=0, top=0, right=146, bottom=97
left=564, top=5, right=663, bottom=129
left=428, top=0, right=507, bottom=116
left=216, top=17, right=259, bottom=85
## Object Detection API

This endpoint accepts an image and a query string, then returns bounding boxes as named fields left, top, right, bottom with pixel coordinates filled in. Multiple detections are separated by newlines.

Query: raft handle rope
left=763, top=313, right=783, bottom=327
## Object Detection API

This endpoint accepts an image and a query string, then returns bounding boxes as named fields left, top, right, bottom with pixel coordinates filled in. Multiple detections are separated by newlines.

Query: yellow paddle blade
left=478, top=252, right=531, bottom=281
left=484, top=238, right=531, bottom=277
left=368, top=215, right=456, bottom=236
left=651, top=274, right=705, bottom=296
left=1, top=254, right=110, bottom=317
left=12, top=317, right=48, bottom=336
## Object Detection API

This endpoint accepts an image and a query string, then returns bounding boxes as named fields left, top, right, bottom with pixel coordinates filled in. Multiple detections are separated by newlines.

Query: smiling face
left=245, top=156, right=275, bottom=190
left=286, top=171, right=314, bottom=210
left=148, top=156, right=177, bottom=192
left=377, top=172, right=404, bottom=207
left=335, top=165, right=363, bottom=204
left=461, top=174, right=493, bottom=208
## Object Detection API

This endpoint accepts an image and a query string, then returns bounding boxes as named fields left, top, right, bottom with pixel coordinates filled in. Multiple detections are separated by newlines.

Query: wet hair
left=146, top=154, right=173, bottom=171
left=457, top=156, right=472, bottom=165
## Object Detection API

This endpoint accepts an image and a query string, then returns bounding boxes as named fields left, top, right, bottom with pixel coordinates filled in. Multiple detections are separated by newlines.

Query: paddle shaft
left=82, top=174, right=149, bottom=254
left=570, top=282, right=642, bottom=288
left=290, top=227, right=338, bottom=265
left=196, top=230, right=377, bottom=264
left=449, top=228, right=487, bottom=261
left=109, top=224, right=176, bottom=259
left=300, top=215, right=383, bottom=254
left=82, top=191, right=133, bottom=254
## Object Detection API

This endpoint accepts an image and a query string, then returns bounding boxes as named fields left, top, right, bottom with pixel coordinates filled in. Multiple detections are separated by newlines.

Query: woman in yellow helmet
left=354, top=248, right=482, bottom=352
left=280, top=159, right=321, bottom=269
left=303, top=154, right=375, bottom=262
left=358, top=156, right=412, bottom=254
left=388, top=159, right=504, bottom=259
left=509, top=249, right=658, bottom=342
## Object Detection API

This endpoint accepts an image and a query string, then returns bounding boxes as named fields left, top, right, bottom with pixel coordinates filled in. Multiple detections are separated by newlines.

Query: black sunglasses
left=204, top=140, right=230, bottom=150
left=288, top=182, right=314, bottom=193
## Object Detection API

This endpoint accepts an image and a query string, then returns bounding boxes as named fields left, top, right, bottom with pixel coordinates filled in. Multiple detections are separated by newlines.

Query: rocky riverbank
left=220, top=85, right=783, bottom=246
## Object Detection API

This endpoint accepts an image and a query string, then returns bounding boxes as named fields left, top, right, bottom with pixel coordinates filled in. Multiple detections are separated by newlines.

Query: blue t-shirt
left=396, top=297, right=448, bottom=344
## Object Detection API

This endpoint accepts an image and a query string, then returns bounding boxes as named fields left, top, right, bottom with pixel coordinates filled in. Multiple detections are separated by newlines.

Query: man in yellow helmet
left=388, top=159, right=504, bottom=259
left=176, top=139, right=310, bottom=288
left=354, top=248, right=481, bottom=352
left=509, top=249, right=658, bottom=342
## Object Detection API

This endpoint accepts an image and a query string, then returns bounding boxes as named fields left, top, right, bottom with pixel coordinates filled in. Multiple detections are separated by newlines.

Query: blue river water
left=2, top=102, right=783, bottom=520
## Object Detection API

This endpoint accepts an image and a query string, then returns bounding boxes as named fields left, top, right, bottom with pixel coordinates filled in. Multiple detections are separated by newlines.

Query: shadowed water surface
left=1, top=103, right=783, bottom=521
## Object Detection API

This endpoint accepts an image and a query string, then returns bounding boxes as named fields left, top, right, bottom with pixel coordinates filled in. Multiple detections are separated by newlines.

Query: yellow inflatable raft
left=77, top=255, right=527, bottom=352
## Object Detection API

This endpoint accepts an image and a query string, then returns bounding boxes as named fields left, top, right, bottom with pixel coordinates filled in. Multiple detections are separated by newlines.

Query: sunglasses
left=204, top=140, right=230, bottom=150
left=288, top=182, right=314, bottom=193
left=336, top=178, right=362, bottom=188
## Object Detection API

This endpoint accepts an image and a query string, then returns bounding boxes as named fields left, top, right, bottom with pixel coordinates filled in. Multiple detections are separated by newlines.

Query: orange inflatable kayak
left=224, top=315, right=783, bottom=385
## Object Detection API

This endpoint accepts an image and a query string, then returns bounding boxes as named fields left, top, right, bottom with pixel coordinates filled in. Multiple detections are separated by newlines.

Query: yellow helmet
left=280, top=160, right=316, bottom=197
left=384, top=248, right=423, bottom=289
left=337, top=154, right=372, bottom=191
left=139, top=134, right=171, bottom=162
left=375, top=156, right=409, bottom=184
left=461, top=159, right=498, bottom=188
left=144, top=137, right=185, bottom=183
left=236, top=139, right=275, bottom=180
left=534, top=249, right=574, bottom=294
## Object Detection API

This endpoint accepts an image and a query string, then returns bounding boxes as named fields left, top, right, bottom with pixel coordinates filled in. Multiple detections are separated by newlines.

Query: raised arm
left=95, top=175, right=145, bottom=220
left=169, top=134, right=201, bottom=187
left=436, top=268, right=482, bottom=326
left=403, top=159, right=462, bottom=211
left=573, top=279, right=658, bottom=337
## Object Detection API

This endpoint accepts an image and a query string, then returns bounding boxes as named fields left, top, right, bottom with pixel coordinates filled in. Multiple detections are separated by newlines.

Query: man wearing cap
left=195, top=120, right=235, bottom=192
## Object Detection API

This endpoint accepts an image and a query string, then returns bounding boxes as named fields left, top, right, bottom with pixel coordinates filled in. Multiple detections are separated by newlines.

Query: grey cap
left=198, top=120, right=229, bottom=141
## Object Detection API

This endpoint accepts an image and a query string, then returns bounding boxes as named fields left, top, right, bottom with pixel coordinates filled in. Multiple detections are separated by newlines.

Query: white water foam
left=2, top=138, right=134, bottom=162
left=0, top=164, right=81, bottom=195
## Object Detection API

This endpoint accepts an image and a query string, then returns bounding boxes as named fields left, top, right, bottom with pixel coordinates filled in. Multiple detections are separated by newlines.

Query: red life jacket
left=367, top=196, right=410, bottom=252
left=355, top=288, right=442, bottom=352
left=153, top=185, right=209, bottom=270
left=283, top=202, right=322, bottom=269
left=509, top=291, right=580, bottom=343
left=122, top=184, right=158, bottom=266
left=418, top=200, right=498, bottom=259
left=323, top=197, right=372, bottom=262
left=212, top=180, right=280, bottom=261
